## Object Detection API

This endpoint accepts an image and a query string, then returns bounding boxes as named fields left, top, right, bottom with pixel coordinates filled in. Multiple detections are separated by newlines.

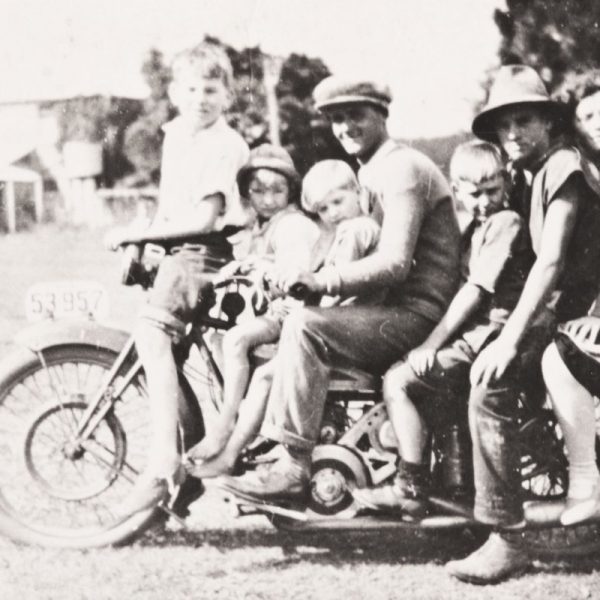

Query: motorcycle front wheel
left=0, top=344, right=160, bottom=548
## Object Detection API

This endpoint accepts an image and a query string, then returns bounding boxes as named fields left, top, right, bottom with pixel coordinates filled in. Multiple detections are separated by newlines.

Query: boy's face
left=316, top=187, right=362, bottom=227
left=247, top=169, right=290, bottom=219
left=494, top=105, right=552, bottom=166
left=575, top=90, right=600, bottom=156
left=326, top=104, right=387, bottom=161
left=169, top=68, right=230, bottom=130
left=453, top=173, right=506, bottom=223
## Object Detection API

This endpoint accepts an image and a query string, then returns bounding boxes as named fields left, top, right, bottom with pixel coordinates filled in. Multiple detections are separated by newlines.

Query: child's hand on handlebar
left=270, top=269, right=324, bottom=297
left=217, top=260, right=243, bottom=281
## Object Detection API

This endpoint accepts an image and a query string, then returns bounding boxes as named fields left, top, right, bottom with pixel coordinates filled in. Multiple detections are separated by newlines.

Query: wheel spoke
left=0, top=347, right=151, bottom=538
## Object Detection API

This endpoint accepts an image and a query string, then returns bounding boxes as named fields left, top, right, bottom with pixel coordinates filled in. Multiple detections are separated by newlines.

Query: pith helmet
left=472, top=65, right=561, bottom=142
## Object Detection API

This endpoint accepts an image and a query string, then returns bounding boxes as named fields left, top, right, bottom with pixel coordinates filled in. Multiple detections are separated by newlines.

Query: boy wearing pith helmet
left=446, top=64, right=600, bottom=585
left=218, top=76, right=462, bottom=513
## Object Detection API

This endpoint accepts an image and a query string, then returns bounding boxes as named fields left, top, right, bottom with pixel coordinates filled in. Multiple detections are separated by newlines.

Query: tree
left=122, top=37, right=345, bottom=185
left=223, top=42, right=270, bottom=148
left=122, top=48, right=174, bottom=186
left=224, top=39, right=346, bottom=174
left=494, top=0, right=600, bottom=90
left=277, top=53, right=351, bottom=175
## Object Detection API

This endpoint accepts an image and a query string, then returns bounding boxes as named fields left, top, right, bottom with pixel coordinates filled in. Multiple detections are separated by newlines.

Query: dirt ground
left=0, top=225, right=599, bottom=600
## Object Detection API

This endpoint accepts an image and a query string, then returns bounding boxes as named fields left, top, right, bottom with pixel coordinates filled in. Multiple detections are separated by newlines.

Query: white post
left=263, top=55, right=283, bottom=146
left=33, top=178, right=44, bottom=223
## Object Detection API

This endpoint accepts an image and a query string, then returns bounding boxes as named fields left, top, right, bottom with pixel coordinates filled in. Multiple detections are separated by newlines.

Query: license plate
left=25, top=281, right=109, bottom=322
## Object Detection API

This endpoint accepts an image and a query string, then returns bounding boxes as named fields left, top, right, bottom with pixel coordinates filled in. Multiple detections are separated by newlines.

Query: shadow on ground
left=135, top=517, right=600, bottom=577
left=139, top=524, right=482, bottom=566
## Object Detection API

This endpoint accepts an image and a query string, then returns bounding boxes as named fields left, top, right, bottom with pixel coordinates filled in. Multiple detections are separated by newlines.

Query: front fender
left=14, top=318, right=132, bottom=356
left=12, top=318, right=205, bottom=449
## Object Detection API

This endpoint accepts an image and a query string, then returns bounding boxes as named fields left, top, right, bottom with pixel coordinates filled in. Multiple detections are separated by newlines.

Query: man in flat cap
left=219, top=75, right=461, bottom=509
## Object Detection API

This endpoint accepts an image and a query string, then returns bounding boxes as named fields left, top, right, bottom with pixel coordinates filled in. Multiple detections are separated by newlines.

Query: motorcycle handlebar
left=116, top=224, right=244, bottom=249
left=262, top=274, right=310, bottom=301
left=287, top=282, right=310, bottom=301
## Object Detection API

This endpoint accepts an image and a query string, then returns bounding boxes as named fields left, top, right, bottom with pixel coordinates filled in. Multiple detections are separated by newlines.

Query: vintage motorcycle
left=0, top=231, right=599, bottom=556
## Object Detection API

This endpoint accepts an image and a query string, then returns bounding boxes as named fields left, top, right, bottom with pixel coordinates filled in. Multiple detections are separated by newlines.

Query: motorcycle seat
left=329, top=366, right=380, bottom=392
left=251, top=343, right=380, bottom=392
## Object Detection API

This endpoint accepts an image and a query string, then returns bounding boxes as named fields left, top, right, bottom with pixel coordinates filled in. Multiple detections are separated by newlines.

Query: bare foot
left=187, top=427, right=232, bottom=462
left=186, top=452, right=235, bottom=479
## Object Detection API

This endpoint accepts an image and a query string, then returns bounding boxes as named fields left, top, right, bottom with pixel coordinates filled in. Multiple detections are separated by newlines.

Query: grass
left=0, top=224, right=599, bottom=599
left=0, top=223, right=143, bottom=356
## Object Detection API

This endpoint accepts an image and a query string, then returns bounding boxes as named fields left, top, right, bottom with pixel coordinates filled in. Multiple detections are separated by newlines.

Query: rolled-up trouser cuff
left=260, top=423, right=315, bottom=453
left=474, top=499, right=524, bottom=527
left=138, top=304, right=186, bottom=341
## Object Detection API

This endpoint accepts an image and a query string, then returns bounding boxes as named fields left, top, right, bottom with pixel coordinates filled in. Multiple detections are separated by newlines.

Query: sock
left=398, top=458, right=429, bottom=477
left=397, top=458, right=430, bottom=495
left=568, top=460, right=600, bottom=500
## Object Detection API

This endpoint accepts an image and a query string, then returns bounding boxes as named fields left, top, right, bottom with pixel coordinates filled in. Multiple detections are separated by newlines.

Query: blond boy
left=123, top=41, right=249, bottom=515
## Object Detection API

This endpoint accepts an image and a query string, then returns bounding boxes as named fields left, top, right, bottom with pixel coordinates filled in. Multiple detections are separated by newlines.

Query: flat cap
left=313, top=76, right=392, bottom=113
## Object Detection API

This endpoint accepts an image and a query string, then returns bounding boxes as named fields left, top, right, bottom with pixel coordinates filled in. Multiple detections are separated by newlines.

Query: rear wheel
left=0, top=344, right=159, bottom=548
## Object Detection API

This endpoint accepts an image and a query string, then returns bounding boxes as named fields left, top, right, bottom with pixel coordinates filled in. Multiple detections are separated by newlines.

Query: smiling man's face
left=327, top=104, right=388, bottom=162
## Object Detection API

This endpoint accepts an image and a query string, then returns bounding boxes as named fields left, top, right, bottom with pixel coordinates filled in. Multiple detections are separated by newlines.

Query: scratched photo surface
left=0, top=1, right=599, bottom=599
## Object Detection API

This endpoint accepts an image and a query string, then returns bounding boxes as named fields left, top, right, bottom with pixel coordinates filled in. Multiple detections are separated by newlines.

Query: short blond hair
left=301, top=160, right=359, bottom=214
left=449, top=140, right=506, bottom=184
left=171, top=41, right=234, bottom=91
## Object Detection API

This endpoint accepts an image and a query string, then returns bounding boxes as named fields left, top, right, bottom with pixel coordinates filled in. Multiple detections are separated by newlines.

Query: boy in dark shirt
left=354, top=140, right=532, bottom=516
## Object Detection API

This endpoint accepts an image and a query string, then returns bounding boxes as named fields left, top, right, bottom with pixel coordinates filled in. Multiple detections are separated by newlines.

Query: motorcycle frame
left=11, top=308, right=582, bottom=535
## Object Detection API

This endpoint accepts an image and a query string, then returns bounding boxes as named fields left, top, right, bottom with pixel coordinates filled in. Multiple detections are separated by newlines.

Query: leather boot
left=217, top=444, right=310, bottom=505
left=446, top=532, right=531, bottom=584
left=352, top=459, right=430, bottom=518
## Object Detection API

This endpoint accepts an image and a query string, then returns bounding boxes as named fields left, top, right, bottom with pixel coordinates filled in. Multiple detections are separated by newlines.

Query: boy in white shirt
left=121, top=41, right=249, bottom=515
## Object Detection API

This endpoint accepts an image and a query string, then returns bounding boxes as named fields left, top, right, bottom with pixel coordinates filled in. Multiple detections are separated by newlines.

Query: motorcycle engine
left=318, top=401, right=347, bottom=444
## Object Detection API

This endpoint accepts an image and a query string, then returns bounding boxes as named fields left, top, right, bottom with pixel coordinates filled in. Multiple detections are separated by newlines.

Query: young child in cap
left=446, top=64, right=600, bottom=585
left=118, top=41, right=250, bottom=517
left=354, top=140, right=532, bottom=517
left=186, top=159, right=380, bottom=478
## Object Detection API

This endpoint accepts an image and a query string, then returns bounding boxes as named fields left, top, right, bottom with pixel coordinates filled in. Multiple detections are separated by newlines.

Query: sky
left=0, top=0, right=505, bottom=138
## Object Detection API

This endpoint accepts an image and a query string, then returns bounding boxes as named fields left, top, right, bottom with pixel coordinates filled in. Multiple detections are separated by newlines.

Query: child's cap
left=301, top=160, right=359, bottom=214
left=472, top=65, right=562, bottom=143
left=237, top=144, right=300, bottom=197
left=313, top=76, right=392, bottom=115
left=450, top=140, right=506, bottom=185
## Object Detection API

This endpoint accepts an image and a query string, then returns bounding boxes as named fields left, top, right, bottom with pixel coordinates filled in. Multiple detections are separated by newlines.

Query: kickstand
left=159, top=502, right=189, bottom=529
left=222, top=493, right=308, bottom=522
